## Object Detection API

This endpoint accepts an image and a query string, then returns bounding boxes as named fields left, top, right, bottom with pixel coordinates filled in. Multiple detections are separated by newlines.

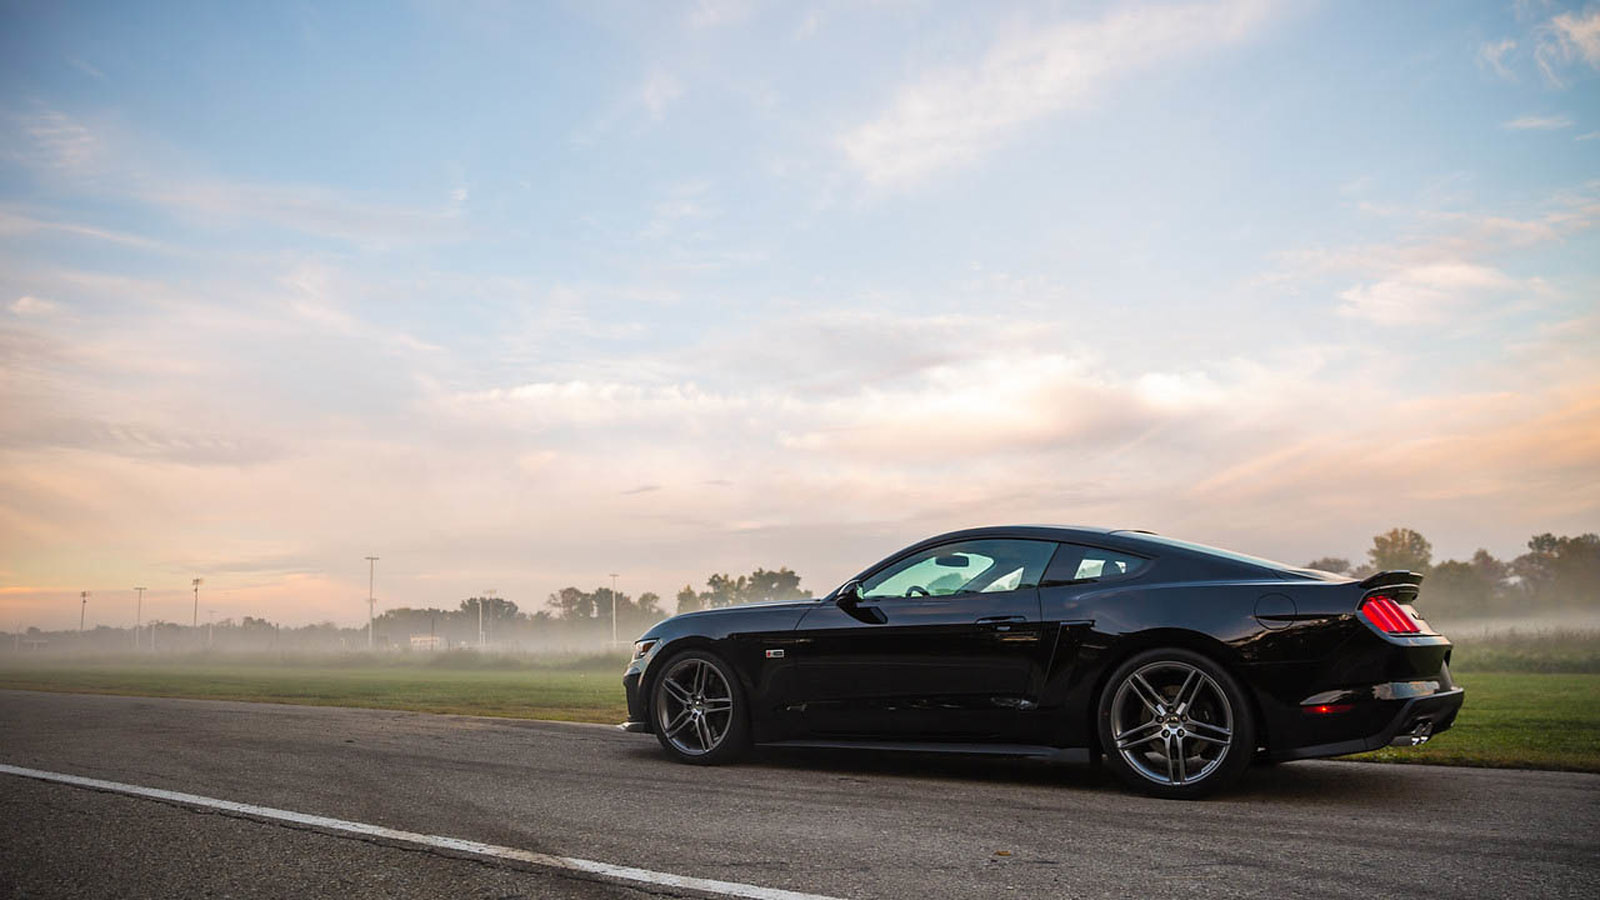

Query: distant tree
left=461, top=595, right=520, bottom=624
left=1512, top=533, right=1600, bottom=607
left=703, top=573, right=746, bottom=609
left=1470, top=548, right=1510, bottom=586
left=593, top=586, right=621, bottom=629
left=607, top=591, right=665, bottom=635
left=743, top=567, right=813, bottom=603
left=1368, top=527, right=1433, bottom=574
left=1422, top=560, right=1495, bottom=617
left=676, top=584, right=702, bottom=614
left=546, top=587, right=595, bottom=620
left=1304, top=557, right=1353, bottom=575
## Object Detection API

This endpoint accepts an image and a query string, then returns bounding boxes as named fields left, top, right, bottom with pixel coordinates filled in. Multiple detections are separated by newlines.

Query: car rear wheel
left=1096, top=647, right=1255, bottom=799
left=651, top=649, right=749, bottom=765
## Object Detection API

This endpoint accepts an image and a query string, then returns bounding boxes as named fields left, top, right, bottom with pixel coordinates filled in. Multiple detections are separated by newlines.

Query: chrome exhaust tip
left=1390, top=718, right=1434, bottom=747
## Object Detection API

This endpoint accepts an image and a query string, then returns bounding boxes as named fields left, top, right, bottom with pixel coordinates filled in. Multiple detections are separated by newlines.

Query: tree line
left=1307, top=528, right=1600, bottom=619
left=4, top=566, right=816, bottom=655
left=13, top=533, right=1595, bottom=656
left=371, top=566, right=812, bottom=648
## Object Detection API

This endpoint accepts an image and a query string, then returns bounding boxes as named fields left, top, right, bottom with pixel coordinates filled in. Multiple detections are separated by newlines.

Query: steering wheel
left=904, top=585, right=930, bottom=597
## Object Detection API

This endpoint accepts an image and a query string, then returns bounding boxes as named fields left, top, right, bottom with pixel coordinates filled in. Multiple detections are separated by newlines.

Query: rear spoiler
left=1359, top=570, right=1424, bottom=590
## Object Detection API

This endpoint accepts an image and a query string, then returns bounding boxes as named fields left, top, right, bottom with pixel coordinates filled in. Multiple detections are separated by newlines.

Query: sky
left=1, top=0, right=1597, bottom=631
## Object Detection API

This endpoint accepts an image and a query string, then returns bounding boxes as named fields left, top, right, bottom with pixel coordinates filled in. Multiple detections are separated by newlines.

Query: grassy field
left=1, top=648, right=1596, bottom=773
left=0, top=654, right=631, bottom=723
left=1347, top=672, right=1599, bottom=772
left=1442, top=629, right=1600, bottom=673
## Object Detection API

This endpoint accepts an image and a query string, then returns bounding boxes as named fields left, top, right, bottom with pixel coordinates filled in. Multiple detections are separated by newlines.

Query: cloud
left=689, top=0, right=752, bottom=29
left=1536, top=5, right=1600, bottom=84
left=10, top=108, right=463, bottom=248
left=13, top=109, right=102, bottom=174
left=1190, top=387, right=1600, bottom=523
left=641, top=179, right=715, bottom=239
left=133, top=180, right=465, bottom=247
left=1478, top=38, right=1518, bottom=79
left=1336, top=261, right=1522, bottom=325
left=1503, top=114, right=1575, bottom=130
left=66, top=57, right=105, bottom=80
left=1271, top=181, right=1600, bottom=326
left=639, top=71, right=684, bottom=121
left=9, top=296, right=59, bottom=317
left=0, top=208, right=165, bottom=249
left=838, top=0, right=1279, bottom=186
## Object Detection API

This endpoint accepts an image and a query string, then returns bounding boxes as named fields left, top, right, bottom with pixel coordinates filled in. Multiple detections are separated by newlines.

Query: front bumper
left=620, top=668, right=651, bottom=734
left=1277, top=685, right=1465, bottom=761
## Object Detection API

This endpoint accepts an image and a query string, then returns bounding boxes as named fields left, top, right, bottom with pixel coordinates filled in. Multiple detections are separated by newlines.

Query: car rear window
left=1043, top=544, right=1149, bottom=585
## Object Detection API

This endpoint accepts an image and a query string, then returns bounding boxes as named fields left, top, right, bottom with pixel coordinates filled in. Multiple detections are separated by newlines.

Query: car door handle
left=976, top=615, right=1028, bottom=630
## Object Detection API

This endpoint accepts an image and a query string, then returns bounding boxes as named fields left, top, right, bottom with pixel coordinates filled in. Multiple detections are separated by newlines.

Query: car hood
left=639, top=598, right=821, bottom=639
left=669, top=598, right=821, bottom=620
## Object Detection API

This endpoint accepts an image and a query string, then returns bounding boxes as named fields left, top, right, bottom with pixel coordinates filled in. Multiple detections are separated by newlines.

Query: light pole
left=479, top=589, right=495, bottom=649
left=207, top=609, right=216, bottom=649
left=133, top=587, right=146, bottom=650
left=79, top=591, right=89, bottom=633
left=609, top=573, right=620, bottom=647
left=191, top=578, right=203, bottom=628
left=364, top=556, right=379, bottom=651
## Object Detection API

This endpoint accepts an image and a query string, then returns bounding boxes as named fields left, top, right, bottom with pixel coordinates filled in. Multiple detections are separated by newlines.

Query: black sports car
left=620, top=526, right=1463, bottom=798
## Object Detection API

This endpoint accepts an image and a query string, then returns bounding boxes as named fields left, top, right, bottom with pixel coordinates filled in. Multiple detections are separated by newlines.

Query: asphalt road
left=1, top=690, right=1596, bottom=899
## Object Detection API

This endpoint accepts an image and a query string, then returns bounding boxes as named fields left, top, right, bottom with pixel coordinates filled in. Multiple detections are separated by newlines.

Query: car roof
left=904, top=525, right=1296, bottom=572
left=910, top=524, right=1129, bottom=545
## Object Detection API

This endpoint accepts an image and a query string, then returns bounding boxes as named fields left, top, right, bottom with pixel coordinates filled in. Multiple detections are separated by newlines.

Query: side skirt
left=758, top=739, right=1091, bottom=764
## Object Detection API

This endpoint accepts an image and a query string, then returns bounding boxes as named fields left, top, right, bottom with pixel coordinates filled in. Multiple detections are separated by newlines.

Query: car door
left=791, top=539, right=1057, bottom=741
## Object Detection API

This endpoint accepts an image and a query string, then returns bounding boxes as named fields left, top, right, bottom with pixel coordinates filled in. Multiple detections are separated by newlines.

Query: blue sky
left=2, top=0, right=1597, bottom=628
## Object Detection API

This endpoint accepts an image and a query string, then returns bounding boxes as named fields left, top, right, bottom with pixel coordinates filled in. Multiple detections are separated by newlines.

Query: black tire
left=650, top=649, right=750, bottom=765
left=1096, top=647, right=1255, bottom=800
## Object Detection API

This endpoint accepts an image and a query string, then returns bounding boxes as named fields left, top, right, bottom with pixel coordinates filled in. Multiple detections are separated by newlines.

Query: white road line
left=0, top=763, right=844, bottom=900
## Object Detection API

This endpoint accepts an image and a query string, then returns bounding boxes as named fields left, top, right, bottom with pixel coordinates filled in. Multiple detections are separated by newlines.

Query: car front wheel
left=651, top=649, right=749, bottom=765
left=1096, top=647, right=1255, bottom=799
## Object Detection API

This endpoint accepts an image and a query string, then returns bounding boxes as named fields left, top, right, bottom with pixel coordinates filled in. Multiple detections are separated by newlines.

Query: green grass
left=1, top=659, right=1596, bottom=773
left=1347, top=672, right=1599, bottom=772
left=0, top=656, right=631, bottom=723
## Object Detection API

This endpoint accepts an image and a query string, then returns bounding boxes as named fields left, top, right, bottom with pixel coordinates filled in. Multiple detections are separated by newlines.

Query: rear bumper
left=1276, top=686, right=1464, bottom=761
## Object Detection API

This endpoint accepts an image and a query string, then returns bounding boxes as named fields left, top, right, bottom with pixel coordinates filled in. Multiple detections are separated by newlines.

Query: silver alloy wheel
left=655, top=657, right=736, bottom=756
left=1109, top=660, right=1236, bottom=786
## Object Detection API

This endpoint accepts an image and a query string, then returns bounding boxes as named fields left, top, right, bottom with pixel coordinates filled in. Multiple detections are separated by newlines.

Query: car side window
left=860, top=539, right=1057, bottom=599
left=1043, top=544, right=1149, bottom=585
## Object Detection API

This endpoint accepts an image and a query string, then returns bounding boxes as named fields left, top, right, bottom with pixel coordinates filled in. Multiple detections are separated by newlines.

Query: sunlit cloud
left=639, top=71, right=684, bottom=121
left=1337, top=261, right=1522, bottom=325
left=2, top=1, right=1597, bottom=630
left=9, top=295, right=58, bottom=317
left=689, top=0, right=753, bottom=30
left=0, top=208, right=164, bottom=249
left=1503, top=114, right=1575, bottom=130
left=1478, top=38, right=1519, bottom=80
left=12, top=109, right=102, bottom=173
left=838, top=0, right=1280, bottom=186
left=1536, top=5, right=1600, bottom=85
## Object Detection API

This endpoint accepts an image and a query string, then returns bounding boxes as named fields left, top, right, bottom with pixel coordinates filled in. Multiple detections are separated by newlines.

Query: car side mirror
left=834, top=581, right=862, bottom=606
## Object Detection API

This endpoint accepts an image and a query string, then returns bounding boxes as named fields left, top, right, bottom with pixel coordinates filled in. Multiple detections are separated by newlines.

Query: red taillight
left=1361, top=594, right=1421, bottom=635
left=1304, top=704, right=1354, bottom=715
